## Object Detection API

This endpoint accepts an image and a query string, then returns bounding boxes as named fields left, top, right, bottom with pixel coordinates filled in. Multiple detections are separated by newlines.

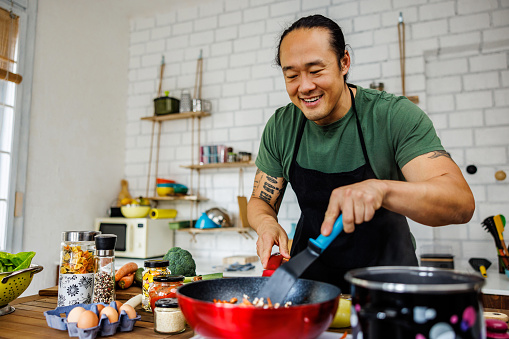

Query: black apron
left=289, top=85, right=418, bottom=293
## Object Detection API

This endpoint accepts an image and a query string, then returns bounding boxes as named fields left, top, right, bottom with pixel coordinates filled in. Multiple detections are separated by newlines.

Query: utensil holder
left=498, top=255, right=508, bottom=274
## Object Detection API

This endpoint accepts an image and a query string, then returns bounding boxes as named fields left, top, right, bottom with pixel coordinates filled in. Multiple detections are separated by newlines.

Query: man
left=247, top=15, right=474, bottom=291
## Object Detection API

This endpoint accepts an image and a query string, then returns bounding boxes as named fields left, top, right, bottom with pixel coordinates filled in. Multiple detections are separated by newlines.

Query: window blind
left=0, top=6, right=20, bottom=84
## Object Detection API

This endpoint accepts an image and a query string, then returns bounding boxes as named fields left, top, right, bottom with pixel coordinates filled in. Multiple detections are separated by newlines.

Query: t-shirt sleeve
left=255, top=113, right=285, bottom=178
left=390, top=98, right=445, bottom=168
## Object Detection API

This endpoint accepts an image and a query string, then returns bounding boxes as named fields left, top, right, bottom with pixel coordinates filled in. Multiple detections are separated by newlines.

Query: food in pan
left=213, top=294, right=293, bottom=309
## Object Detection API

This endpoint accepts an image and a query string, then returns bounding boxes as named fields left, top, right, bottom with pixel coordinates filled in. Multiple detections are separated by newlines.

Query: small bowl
left=195, top=213, right=220, bottom=229
left=120, top=205, right=151, bottom=218
left=157, top=186, right=174, bottom=197
left=156, top=178, right=175, bottom=184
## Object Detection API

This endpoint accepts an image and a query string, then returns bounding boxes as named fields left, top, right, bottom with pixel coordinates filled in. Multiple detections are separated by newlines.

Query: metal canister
left=142, top=260, right=170, bottom=312
left=57, top=231, right=101, bottom=306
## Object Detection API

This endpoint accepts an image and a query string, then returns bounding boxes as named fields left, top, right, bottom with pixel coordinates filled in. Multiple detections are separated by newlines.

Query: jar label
left=57, top=273, right=94, bottom=306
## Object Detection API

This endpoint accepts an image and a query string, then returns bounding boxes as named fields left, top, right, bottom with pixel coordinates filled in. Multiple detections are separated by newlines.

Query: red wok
left=177, top=277, right=341, bottom=339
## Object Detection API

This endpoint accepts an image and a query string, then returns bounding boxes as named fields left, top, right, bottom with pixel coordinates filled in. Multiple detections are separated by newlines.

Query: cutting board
left=39, top=285, right=142, bottom=301
left=222, top=255, right=259, bottom=265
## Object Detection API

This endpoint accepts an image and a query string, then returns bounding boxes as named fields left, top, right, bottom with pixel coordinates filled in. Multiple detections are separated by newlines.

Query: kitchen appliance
left=177, top=277, right=340, bottom=339
left=94, top=218, right=174, bottom=258
left=345, top=266, right=485, bottom=339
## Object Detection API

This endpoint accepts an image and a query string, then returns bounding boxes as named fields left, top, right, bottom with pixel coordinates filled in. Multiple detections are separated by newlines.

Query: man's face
left=280, top=28, right=349, bottom=125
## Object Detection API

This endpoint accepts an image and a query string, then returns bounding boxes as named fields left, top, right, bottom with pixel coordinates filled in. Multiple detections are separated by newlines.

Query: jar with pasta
left=58, top=231, right=101, bottom=306
left=142, top=259, right=170, bottom=312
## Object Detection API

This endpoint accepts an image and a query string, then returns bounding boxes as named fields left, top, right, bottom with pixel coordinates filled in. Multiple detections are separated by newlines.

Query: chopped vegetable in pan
left=213, top=294, right=293, bottom=309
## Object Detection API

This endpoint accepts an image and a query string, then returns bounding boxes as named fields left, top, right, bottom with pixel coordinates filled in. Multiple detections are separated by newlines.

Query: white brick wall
left=126, top=1, right=509, bottom=268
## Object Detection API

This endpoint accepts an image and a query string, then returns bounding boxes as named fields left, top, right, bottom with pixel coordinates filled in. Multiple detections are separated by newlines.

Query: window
left=0, top=0, right=36, bottom=252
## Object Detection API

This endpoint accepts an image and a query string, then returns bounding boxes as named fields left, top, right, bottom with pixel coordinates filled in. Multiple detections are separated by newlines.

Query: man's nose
left=299, top=74, right=316, bottom=93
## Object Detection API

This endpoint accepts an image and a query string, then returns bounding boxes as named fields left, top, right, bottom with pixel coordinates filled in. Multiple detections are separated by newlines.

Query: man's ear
left=341, top=50, right=351, bottom=74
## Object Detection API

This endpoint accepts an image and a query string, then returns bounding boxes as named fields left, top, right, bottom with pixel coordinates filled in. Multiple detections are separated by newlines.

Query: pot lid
left=345, top=266, right=485, bottom=294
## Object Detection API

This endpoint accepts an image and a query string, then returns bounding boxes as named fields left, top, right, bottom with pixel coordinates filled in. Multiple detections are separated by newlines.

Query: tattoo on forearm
left=252, top=169, right=287, bottom=213
left=429, top=150, right=452, bottom=160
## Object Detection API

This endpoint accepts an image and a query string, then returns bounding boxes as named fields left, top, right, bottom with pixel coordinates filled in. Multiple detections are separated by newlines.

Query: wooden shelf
left=178, top=226, right=255, bottom=241
left=140, top=111, right=210, bottom=122
left=181, top=161, right=256, bottom=170
left=147, top=195, right=208, bottom=202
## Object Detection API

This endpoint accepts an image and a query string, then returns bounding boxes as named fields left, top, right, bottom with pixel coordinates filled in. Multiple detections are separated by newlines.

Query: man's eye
left=311, top=70, right=321, bottom=74
left=286, top=75, right=297, bottom=79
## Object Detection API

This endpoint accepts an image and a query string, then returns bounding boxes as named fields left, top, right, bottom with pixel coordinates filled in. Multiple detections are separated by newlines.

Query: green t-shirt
left=255, top=85, right=444, bottom=182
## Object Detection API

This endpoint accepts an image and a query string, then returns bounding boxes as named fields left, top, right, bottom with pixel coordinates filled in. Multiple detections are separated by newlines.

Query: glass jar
left=149, top=275, right=184, bottom=312
left=153, top=298, right=186, bottom=334
left=142, top=260, right=170, bottom=312
left=92, top=235, right=117, bottom=303
left=58, top=231, right=101, bottom=306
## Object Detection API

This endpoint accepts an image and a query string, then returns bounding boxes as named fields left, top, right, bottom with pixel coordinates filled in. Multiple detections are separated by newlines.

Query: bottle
left=153, top=298, right=186, bottom=334
left=92, top=234, right=117, bottom=303
left=58, top=231, right=101, bottom=306
left=148, top=275, right=184, bottom=312
left=142, top=260, right=170, bottom=312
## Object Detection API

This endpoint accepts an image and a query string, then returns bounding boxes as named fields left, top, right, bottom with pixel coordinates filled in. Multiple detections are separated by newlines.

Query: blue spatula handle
left=309, top=214, right=343, bottom=251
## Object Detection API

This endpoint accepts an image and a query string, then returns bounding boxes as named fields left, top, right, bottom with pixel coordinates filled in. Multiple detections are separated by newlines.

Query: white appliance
left=94, top=217, right=174, bottom=258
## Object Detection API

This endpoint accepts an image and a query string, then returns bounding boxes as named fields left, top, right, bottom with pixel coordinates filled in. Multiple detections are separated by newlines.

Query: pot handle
left=1, top=264, right=44, bottom=284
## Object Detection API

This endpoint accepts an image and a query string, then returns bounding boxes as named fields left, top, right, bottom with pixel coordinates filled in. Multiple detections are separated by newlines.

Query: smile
left=301, top=95, right=322, bottom=104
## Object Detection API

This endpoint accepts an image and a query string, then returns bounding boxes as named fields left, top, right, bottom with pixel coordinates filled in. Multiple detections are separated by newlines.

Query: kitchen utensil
left=157, top=55, right=165, bottom=98
left=193, top=49, right=203, bottom=100
left=495, top=214, right=507, bottom=248
left=482, top=216, right=509, bottom=267
left=195, top=212, right=220, bottom=229
left=397, top=12, right=419, bottom=104
left=205, top=207, right=231, bottom=227
left=345, top=266, right=485, bottom=339
left=179, top=89, right=192, bottom=113
left=237, top=167, right=250, bottom=228
left=120, top=205, right=151, bottom=218
left=177, top=277, right=340, bottom=339
left=0, top=264, right=43, bottom=315
left=469, top=257, right=491, bottom=277
left=263, top=215, right=343, bottom=305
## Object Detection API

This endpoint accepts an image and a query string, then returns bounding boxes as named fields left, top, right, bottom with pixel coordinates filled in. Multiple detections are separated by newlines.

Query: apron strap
left=348, top=84, right=371, bottom=168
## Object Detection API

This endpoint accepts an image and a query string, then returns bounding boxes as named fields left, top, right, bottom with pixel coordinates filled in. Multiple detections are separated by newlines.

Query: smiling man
left=247, top=15, right=475, bottom=291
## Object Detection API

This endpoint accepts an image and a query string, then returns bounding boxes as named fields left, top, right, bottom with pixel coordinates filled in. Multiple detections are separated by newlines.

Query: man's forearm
left=381, top=174, right=475, bottom=226
left=247, top=197, right=279, bottom=233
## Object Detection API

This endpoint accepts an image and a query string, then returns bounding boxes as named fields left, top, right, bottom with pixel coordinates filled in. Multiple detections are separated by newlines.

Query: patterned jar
left=57, top=231, right=101, bottom=306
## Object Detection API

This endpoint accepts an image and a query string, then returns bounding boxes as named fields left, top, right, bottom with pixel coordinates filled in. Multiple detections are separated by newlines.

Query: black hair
left=276, top=14, right=349, bottom=81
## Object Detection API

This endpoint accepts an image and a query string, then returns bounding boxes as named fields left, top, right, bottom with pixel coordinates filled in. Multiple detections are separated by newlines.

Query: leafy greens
left=0, top=251, right=36, bottom=273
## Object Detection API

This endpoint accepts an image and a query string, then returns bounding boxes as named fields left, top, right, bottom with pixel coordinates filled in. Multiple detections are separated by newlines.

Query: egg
left=100, top=306, right=119, bottom=323
left=114, top=300, right=123, bottom=310
left=96, top=304, right=105, bottom=314
left=119, top=304, right=137, bottom=319
left=77, top=310, right=99, bottom=329
left=67, top=306, right=86, bottom=323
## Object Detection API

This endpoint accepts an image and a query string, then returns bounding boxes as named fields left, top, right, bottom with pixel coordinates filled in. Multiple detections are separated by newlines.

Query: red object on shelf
left=156, top=178, right=176, bottom=184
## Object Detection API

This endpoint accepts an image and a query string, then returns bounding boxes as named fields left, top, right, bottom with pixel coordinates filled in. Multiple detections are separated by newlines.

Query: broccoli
left=163, top=247, right=196, bottom=276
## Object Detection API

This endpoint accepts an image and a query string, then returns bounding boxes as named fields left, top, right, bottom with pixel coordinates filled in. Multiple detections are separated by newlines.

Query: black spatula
left=262, top=215, right=343, bottom=306
left=469, top=257, right=491, bottom=278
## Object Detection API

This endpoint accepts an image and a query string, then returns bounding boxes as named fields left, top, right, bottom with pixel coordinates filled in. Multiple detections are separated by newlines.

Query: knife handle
left=309, top=215, right=343, bottom=251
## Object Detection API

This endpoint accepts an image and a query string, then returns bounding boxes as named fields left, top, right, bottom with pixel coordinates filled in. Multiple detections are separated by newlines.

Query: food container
left=149, top=275, right=184, bottom=311
left=345, top=266, right=485, bottom=339
left=58, top=231, right=101, bottom=306
left=154, top=92, right=180, bottom=115
left=142, top=260, right=170, bottom=312
left=153, top=298, right=186, bottom=334
left=92, top=235, right=117, bottom=304
left=192, top=99, right=211, bottom=112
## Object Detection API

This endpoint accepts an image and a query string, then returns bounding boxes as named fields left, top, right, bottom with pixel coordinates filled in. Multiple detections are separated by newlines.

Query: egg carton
left=43, top=301, right=141, bottom=339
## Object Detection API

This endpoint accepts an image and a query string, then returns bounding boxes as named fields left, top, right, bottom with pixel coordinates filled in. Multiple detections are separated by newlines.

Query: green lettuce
left=0, top=251, right=36, bottom=273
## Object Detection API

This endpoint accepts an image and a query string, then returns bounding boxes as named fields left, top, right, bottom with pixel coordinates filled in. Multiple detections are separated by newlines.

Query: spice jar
left=153, top=298, right=186, bottom=334
left=58, top=231, right=101, bottom=306
left=149, top=275, right=185, bottom=311
left=142, top=260, right=170, bottom=312
left=92, top=234, right=117, bottom=303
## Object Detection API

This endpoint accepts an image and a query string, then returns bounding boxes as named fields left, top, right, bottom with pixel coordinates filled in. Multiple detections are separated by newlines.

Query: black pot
left=345, top=266, right=485, bottom=339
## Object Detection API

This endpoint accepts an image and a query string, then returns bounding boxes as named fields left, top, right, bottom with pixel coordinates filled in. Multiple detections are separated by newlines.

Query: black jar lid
left=144, top=260, right=169, bottom=268
left=95, top=234, right=117, bottom=250
left=153, top=274, right=184, bottom=282
left=154, top=298, right=179, bottom=308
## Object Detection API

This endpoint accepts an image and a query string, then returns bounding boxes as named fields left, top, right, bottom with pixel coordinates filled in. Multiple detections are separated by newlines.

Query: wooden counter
left=0, top=286, right=193, bottom=338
